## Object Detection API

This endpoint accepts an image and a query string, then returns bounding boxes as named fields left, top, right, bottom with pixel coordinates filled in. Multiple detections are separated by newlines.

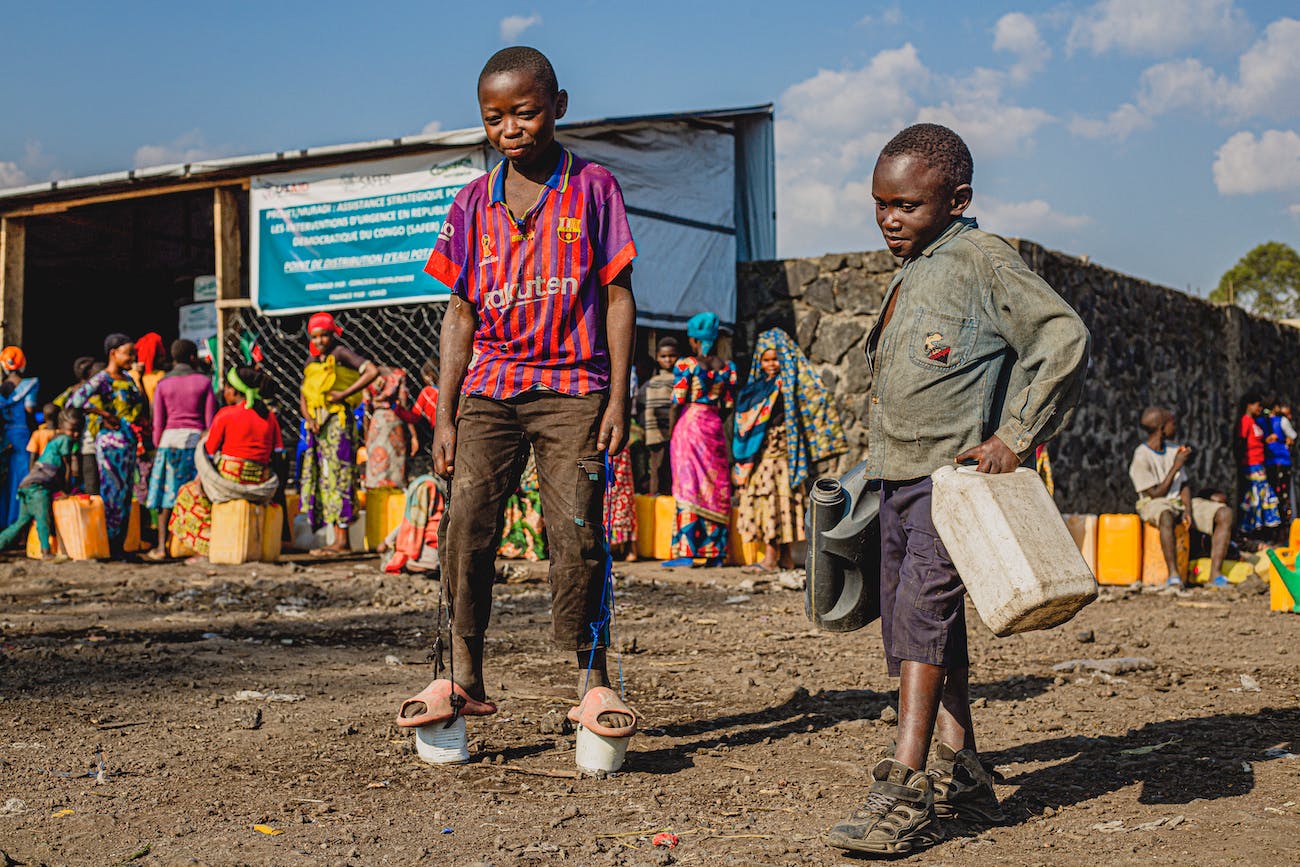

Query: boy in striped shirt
left=397, top=47, right=639, bottom=740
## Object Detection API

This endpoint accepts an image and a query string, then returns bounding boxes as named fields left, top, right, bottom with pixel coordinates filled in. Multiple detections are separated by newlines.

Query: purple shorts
left=879, top=476, right=969, bottom=677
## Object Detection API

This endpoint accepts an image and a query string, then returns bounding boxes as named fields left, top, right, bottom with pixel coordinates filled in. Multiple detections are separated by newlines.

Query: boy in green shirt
left=0, top=407, right=83, bottom=558
left=827, top=124, right=1089, bottom=856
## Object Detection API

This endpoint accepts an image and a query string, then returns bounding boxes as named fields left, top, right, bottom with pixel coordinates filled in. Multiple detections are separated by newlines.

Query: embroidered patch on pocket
left=923, top=332, right=952, bottom=365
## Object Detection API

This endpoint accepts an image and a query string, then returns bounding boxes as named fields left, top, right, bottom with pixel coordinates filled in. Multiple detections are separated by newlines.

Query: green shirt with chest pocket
left=862, top=218, right=1091, bottom=482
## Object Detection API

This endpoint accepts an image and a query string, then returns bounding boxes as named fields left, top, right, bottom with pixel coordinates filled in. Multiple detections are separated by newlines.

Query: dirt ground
left=0, top=554, right=1297, bottom=866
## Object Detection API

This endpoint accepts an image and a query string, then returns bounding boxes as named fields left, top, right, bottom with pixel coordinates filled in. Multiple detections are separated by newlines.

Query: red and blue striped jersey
left=423, top=147, right=637, bottom=399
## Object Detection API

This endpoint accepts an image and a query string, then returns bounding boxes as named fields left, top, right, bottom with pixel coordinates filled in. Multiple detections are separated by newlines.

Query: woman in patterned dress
left=665, top=312, right=736, bottom=567
left=68, top=334, right=149, bottom=554
left=732, top=328, right=848, bottom=572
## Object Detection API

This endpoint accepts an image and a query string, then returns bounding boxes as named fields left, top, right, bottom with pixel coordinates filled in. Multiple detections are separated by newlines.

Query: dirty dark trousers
left=439, top=391, right=609, bottom=651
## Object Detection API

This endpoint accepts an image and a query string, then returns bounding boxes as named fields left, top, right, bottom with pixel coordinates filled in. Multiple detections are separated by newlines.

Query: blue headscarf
left=686, top=312, right=720, bottom=356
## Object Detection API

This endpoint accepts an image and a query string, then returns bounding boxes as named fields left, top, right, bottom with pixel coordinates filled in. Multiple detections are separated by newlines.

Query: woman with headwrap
left=732, top=328, right=848, bottom=572
left=68, top=334, right=148, bottom=551
left=146, top=339, right=217, bottom=559
left=0, top=346, right=39, bottom=526
left=169, top=366, right=284, bottom=559
left=664, top=312, right=737, bottom=567
left=298, top=311, right=378, bottom=555
left=132, top=332, right=167, bottom=403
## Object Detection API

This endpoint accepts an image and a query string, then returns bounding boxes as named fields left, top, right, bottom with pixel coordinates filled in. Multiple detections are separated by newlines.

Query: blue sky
left=3, top=0, right=1298, bottom=295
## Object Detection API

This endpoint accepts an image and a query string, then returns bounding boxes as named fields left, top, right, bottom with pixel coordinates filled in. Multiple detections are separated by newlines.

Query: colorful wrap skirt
left=1239, top=464, right=1281, bottom=535
left=736, top=424, right=806, bottom=546
left=301, top=413, right=357, bottom=530
left=604, top=448, right=636, bottom=547
left=670, top=403, right=731, bottom=560
left=169, top=456, right=271, bottom=557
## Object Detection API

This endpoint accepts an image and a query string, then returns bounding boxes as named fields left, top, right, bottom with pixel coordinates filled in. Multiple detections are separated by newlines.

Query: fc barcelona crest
left=557, top=216, right=582, bottom=244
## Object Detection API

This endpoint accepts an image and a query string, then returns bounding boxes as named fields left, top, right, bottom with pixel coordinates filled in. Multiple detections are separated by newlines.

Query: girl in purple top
left=145, top=339, right=217, bottom=559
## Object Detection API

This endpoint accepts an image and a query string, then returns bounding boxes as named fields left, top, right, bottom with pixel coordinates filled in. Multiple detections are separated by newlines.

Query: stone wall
left=735, top=241, right=1300, bottom=514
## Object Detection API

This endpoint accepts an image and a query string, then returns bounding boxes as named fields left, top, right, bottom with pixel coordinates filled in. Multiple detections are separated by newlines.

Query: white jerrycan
left=930, top=466, right=1097, bottom=636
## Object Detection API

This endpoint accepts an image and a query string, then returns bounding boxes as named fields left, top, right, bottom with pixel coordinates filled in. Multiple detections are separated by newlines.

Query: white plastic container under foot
left=930, top=466, right=1097, bottom=636
left=414, top=716, right=469, bottom=765
left=574, top=725, right=629, bottom=774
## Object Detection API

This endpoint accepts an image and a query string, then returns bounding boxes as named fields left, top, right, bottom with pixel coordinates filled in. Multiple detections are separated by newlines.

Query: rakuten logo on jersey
left=483, top=276, right=579, bottom=310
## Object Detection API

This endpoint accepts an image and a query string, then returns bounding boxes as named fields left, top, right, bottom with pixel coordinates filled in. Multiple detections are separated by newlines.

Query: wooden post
left=213, top=188, right=242, bottom=381
left=0, top=217, right=24, bottom=347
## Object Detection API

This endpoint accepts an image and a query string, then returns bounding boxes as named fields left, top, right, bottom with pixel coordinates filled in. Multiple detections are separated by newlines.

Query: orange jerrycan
left=363, top=487, right=405, bottom=552
left=653, top=495, right=675, bottom=560
left=209, top=500, right=264, bottom=565
left=1096, top=514, right=1142, bottom=585
left=261, top=504, right=284, bottom=562
left=123, top=499, right=143, bottom=553
left=1063, top=514, right=1098, bottom=576
left=26, top=524, right=58, bottom=559
left=1141, top=522, right=1188, bottom=584
left=634, top=496, right=657, bottom=559
left=52, top=495, right=110, bottom=560
left=726, top=513, right=764, bottom=566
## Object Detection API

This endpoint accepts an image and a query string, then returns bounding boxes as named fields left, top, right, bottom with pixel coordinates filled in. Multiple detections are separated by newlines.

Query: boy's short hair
left=72, top=356, right=95, bottom=381
left=879, top=123, right=974, bottom=191
left=478, top=46, right=558, bottom=96
left=57, top=406, right=84, bottom=431
left=1139, top=406, right=1168, bottom=434
left=656, top=336, right=680, bottom=353
left=41, top=402, right=58, bottom=422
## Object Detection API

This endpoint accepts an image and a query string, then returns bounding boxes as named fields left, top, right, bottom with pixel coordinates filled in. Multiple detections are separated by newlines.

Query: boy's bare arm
left=432, top=296, right=477, bottom=478
left=599, top=266, right=636, bottom=456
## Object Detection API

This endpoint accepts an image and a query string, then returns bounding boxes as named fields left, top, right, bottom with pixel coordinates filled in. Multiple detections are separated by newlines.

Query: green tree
left=1211, top=241, right=1300, bottom=318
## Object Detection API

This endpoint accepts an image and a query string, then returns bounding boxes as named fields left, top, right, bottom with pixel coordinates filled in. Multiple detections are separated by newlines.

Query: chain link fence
left=223, top=302, right=446, bottom=481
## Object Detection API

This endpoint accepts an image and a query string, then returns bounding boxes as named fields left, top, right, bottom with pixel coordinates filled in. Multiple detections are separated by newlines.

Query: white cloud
left=970, top=195, right=1092, bottom=236
left=1212, top=129, right=1300, bottom=195
left=1137, top=18, right=1300, bottom=120
left=917, top=67, right=1053, bottom=158
left=1068, top=103, right=1152, bottom=140
left=1288, top=203, right=1300, bottom=218
left=994, top=13, right=1050, bottom=82
left=499, top=13, right=541, bottom=42
left=1071, top=17, right=1300, bottom=140
left=420, top=120, right=443, bottom=136
left=0, top=161, right=30, bottom=189
left=133, top=130, right=236, bottom=169
left=776, top=42, right=1055, bottom=257
left=1067, top=0, right=1250, bottom=56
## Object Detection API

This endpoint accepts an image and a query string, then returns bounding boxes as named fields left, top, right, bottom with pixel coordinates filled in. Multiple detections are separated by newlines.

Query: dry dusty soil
left=0, top=555, right=1297, bottom=865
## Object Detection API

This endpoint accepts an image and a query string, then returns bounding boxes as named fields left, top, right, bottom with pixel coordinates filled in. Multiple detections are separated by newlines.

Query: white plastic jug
left=930, top=466, right=1097, bottom=636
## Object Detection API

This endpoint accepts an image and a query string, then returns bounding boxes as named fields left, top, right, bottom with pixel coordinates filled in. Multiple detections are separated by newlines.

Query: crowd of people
left=0, top=302, right=852, bottom=575
left=0, top=315, right=446, bottom=563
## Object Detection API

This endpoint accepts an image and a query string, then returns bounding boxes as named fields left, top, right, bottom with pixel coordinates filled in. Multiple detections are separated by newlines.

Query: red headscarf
left=135, top=332, right=164, bottom=374
left=0, top=346, right=26, bottom=373
left=307, top=312, right=342, bottom=357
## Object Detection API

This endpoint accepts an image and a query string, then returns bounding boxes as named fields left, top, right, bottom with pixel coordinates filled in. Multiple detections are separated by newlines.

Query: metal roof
left=0, top=104, right=772, bottom=213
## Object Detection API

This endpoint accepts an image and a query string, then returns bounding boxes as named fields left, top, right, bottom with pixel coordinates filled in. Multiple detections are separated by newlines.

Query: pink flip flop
left=566, top=686, right=638, bottom=738
left=395, top=679, right=497, bottom=728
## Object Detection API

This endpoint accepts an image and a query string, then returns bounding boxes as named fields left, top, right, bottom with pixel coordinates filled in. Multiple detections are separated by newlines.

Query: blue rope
left=582, top=451, right=623, bottom=698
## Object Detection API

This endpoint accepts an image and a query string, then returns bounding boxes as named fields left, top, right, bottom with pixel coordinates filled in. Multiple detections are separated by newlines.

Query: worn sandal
left=395, top=679, right=497, bottom=728
left=567, top=686, right=638, bottom=738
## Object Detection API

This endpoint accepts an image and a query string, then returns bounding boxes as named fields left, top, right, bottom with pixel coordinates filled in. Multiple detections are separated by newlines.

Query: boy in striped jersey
left=397, top=47, right=639, bottom=739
